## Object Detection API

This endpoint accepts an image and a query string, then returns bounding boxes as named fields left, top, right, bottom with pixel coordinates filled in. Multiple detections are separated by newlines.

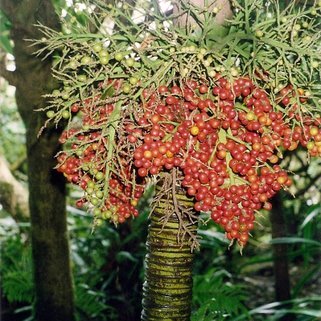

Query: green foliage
left=67, top=203, right=148, bottom=321
left=0, top=208, right=146, bottom=321
left=0, top=9, right=13, bottom=54
left=36, top=0, right=321, bottom=126
left=192, top=268, right=248, bottom=321
left=2, top=187, right=321, bottom=321
left=273, top=193, right=321, bottom=298
left=33, top=0, right=321, bottom=253
left=52, top=0, right=97, bottom=31
left=1, top=236, right=34, bottom=304
left=234, top=296, right=321, bottom=321
left=75, top=283, right=117, bottom=320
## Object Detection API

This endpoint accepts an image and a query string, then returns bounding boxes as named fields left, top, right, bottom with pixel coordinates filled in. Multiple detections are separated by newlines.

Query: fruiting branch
left=34, top=0, right=321, bottom=248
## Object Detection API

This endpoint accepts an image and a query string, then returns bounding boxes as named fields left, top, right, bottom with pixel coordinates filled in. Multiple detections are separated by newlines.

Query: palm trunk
left=141, top=184, right=197, bottom=321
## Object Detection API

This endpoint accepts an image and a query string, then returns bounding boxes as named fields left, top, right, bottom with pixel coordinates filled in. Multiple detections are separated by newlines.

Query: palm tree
left=141, top=1, right=232, bottom=319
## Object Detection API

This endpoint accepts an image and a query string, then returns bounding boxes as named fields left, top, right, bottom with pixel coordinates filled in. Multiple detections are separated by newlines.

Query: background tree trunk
left=0, top=1, right=75, bottom=320
left=270, top=193, right=294, bottom=321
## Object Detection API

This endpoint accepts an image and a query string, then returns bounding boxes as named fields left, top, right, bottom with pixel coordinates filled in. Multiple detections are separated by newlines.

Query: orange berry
left=288, top=141, right=298, bottom=151
left=258, top=115, right=267, bottom=125
left=269, top=155, right=279, bottom=164
left=144, top=150, right=153, bottom=159
left=310, top=126, right=319, bottom=136
left=131, top=199, right=138, bottom=207
left=190, top=126, right=200, bottom=135
left=277, top=176, right=287, bottom=185
left=166, top=150, right=174, bottom=158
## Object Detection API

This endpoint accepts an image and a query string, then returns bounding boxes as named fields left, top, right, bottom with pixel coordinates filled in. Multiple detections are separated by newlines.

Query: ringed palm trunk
left=141, top=183, right=197, bottom=321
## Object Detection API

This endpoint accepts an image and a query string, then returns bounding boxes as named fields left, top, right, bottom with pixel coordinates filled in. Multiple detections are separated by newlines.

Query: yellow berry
left=190, top=126, right=200, bottom=136
left=307, top=141, right=315, bottom=150
left=131, top=199, right=138, bottom=207
left=310, top=127, right=319, bottom=136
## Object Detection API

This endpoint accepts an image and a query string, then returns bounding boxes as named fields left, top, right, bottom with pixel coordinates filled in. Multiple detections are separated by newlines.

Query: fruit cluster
left=56, top=81, right=145, bottom=225
left=56, top=75, right=320, bottom=246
